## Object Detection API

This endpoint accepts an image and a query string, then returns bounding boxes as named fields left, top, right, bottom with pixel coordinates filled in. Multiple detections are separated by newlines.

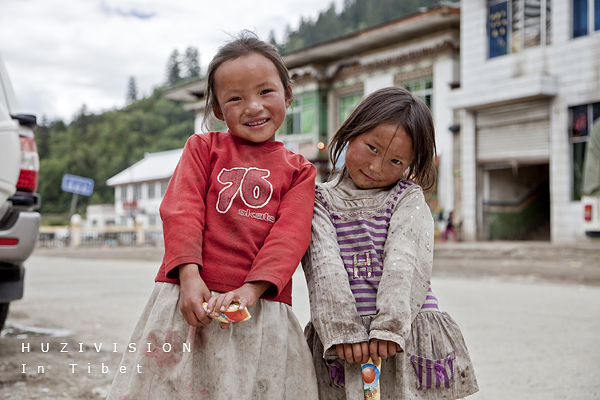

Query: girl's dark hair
left=329, top=86, right=437, bottom=192
left=202, top=30, right=292, bottom=129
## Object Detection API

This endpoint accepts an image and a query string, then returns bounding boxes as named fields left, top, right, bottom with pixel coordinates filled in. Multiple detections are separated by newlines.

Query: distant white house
left=106, top=148, right=183, bottom=227
left=85, top=204, right=115, bottom=228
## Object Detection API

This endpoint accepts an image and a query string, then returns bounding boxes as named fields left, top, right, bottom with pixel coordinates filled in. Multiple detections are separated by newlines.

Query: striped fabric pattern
left=317, top=181, right=414, bottom=317
left=421, top=286, right=440, bottom=312
left=410, top=351, right=456, bottom=390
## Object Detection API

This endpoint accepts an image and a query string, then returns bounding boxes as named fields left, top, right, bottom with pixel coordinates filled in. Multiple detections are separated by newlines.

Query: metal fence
left=37, top=225, right=164, bottom=248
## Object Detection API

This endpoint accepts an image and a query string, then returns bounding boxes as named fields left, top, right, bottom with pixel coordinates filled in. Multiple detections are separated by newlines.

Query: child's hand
left=369, top=338, right=402, bottom=366
left=178, top=264, right=212, bottom=327
left=205, top=281, right=270, bottom=329
left=336, top=342, right=370, bottom=364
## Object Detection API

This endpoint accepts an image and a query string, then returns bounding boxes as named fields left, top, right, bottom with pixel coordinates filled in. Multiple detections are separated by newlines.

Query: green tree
left=37, top=87, right=194, bottom=216
left=281, top=0, right=448, bottom=54
left=183, top=47, right=201, bottom=82
left=126, top=76, right=138, bottom=104
left=166, top=49, right=182, bottom=87
left=268, top=30, right=280, bottom=51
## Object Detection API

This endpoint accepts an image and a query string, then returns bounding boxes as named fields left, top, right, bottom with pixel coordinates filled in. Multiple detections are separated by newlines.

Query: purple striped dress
left=303, top=175, right=478, bottom=399
left=320, top=180, right=440, bottom=317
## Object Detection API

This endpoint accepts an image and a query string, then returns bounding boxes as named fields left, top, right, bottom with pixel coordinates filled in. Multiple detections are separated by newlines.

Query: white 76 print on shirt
left=216, top=167, right=273, bottom=213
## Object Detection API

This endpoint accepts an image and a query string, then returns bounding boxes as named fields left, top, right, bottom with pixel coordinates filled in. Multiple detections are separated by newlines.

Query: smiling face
left=212, top=52, right=291, bottom=143
left=344, top=123, right=414, bottom=189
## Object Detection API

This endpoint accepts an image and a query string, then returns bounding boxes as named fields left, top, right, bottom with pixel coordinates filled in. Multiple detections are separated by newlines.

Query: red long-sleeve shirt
left=154, top=131, right=316, bottom=306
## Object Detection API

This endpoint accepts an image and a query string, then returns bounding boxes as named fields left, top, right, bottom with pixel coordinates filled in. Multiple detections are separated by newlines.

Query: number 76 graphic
left=216, top=167, right=273, bottom=213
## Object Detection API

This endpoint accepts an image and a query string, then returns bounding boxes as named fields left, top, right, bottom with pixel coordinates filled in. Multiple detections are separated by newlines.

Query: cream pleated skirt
left=107, top=282, right=318, bottom=400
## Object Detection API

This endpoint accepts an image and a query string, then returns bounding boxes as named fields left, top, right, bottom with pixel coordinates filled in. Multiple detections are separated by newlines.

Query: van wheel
left=0, top=302, right=9, bottom=331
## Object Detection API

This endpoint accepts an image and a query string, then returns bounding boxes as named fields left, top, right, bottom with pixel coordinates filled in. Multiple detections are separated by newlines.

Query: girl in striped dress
left=302, top=87, right=478, bottom=399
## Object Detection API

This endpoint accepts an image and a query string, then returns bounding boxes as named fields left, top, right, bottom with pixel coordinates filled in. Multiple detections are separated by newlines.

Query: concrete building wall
left=433, top=55, right=459, bottom=214
left=451, top=0, right=600, bottom=242
left=459, top=109, right=477, bottom=241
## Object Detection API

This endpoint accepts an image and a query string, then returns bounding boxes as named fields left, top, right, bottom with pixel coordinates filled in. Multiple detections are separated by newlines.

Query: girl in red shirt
left=108, top=31, right=318, bottom=400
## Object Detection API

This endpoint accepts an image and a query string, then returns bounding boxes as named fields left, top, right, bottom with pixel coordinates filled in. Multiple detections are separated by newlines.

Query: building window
left=161, top=180, right=169, bottom=197
left=403, top=79, right=433, bottom=108
left=570, top=102, right=600, bottom=200
left=283, top=92, right=316, bottom=135
left=148, top=182, right=156, bottom=199
left=573, top=0, right=600, bottom=37
left=338, top=92, right=363, bottom=125
left=488, top=0, right=552, bottom=58
left=330, top=92, right=363, bottom=169
left=134, top=184, right=142, bottom=200
left=119, top=186, right=127, bottom=201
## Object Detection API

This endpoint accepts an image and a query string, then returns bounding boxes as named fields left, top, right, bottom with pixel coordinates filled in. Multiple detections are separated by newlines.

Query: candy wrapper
left=202, top=302, right=251, bottom=323
left=361, top=357, right=381, bottom=399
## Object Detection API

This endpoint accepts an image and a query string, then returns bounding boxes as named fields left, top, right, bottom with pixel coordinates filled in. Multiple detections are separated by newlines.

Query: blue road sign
left=61, top=174, right=94, bottom=197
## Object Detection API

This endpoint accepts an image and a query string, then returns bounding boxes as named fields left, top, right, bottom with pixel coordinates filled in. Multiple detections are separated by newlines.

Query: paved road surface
left=1, top=242, right=599, bottom=399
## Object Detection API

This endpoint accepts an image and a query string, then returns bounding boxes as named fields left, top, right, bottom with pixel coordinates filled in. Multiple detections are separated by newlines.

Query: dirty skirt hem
left=107, top=282, right=318, bottom=400
left=305, top=310, right=479, bottom=400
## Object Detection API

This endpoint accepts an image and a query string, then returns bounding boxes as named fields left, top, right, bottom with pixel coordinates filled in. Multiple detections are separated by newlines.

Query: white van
left=0, top=50, right=41, bottom=330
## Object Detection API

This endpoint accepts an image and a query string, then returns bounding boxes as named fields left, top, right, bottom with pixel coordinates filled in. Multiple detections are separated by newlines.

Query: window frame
left=337, top=92, right=363, bottom=126
left=119, top=185, right=127, bottom=201
left=488, top=0, right=551, bottom=59
left=281, top=91, right=317, bottom=136
left=133, top=184, right=142, bottom=200
left=402, top=78, right=433, bottom=109
left=569, top=102, right=600, bottom=200
left=147, top=182, right=156, bottom=199
left=573, top=0, right=600, bottom=38
left=160, top=180, right=169, bottom=197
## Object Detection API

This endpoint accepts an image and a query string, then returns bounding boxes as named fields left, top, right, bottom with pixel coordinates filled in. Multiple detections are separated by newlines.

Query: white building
left=163, top=2, right=600, bottom=242
left=449, top=0, right=600, bottom=242
left=85, top=204, right=115, bottom=228
left=106, top=149, right=183, bottom=227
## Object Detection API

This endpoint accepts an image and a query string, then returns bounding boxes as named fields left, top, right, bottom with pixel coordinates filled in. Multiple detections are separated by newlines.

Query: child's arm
left=160, top=135, right=210, bottom=280
left=370, top=186, right=434, bottom=352
left=243, top=161, right=317, bottom=300
left=302, top=196, right=369, bottom=360
left=178, top=263, right=213, bottom=327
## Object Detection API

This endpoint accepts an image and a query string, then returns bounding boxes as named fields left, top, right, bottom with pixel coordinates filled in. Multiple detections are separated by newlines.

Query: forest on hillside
left=38, top=0, right=448, bottom=221
left=274, top=0, right=446, bottom=53
left=36, top=89, right=194, bottom=220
